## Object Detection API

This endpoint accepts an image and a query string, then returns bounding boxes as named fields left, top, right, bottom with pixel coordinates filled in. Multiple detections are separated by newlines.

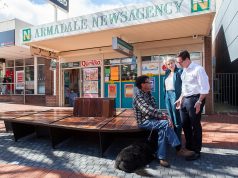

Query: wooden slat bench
left=0, top=99, right=143, bottom=157
left=0, top=109, right=73, bottom=141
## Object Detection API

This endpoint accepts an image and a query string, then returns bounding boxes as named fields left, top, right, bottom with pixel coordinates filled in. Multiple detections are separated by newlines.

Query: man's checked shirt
left=133, top=88, right=163, bottom=125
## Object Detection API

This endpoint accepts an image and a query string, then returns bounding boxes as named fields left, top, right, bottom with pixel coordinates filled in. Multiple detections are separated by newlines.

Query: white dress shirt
left=181, top=62, right=210, bottom=97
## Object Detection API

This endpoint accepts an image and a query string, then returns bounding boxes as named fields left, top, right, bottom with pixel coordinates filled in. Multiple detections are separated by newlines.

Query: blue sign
left=48, top=0, right=69, bottom=12
left=0, top=30, right=15, bottom=47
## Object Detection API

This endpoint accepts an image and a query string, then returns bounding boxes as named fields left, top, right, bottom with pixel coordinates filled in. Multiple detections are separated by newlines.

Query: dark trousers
left=180, top=95, right=205, bottom=153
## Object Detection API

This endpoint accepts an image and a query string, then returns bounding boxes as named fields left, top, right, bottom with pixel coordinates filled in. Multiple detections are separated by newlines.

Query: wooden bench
left=0, top=98, right=142, bottom=156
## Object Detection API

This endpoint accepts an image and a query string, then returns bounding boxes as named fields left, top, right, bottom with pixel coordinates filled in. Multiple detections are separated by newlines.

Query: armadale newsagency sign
left=22, top=0, right=214, bottom=43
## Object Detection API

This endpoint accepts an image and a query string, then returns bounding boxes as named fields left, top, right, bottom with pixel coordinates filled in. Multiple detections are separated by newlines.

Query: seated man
left=133, top=75, right=194, bottom=167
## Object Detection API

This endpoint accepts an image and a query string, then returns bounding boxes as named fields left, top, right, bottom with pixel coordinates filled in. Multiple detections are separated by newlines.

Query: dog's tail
left=134, top=168, right=154, bottom=177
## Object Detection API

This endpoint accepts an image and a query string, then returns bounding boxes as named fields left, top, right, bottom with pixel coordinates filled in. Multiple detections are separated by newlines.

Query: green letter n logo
left=191, top=0, right=210, bottom=13
left=23, top=28, right=31, bottom=42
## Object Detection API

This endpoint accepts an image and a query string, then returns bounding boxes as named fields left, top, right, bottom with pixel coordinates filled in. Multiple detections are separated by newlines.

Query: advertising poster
left=110, top=66, right=119, bottom=81
left=83, top=81, right=98, bottom=94
left=142, top=63, right=159, bottom=75
left=83, top=93, right=98, bottom=98
left=16, top=70, right=24, bottom=90
left=124, top=84, right=134, bottom=98
left=150, top=77, right=155, bottom=92
left=83, top=68, right=98, bottom=81
left=108, top=84, right=117, bottom=98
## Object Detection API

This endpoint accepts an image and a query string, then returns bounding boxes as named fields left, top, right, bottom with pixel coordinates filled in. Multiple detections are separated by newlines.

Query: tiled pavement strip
left=0, top=103, right=238, bottom=178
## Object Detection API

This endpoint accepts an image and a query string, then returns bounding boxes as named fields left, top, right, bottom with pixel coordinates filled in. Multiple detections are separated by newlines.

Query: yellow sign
left=30, top=46, right=58, bottom=59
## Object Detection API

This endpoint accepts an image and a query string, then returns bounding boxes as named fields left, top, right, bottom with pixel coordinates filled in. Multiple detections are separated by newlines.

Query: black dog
left=115, top=141, right=156, bottom=174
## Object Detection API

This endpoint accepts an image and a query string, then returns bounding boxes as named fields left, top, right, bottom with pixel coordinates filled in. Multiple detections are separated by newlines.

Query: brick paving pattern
left=0, top=103, right=238, bottom=178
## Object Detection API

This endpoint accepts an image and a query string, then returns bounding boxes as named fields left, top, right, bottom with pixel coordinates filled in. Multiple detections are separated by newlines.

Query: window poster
left=16, top=70, right=24, bottom=90
left=108, top=84, right=117, bottom=98
left=142, top=63, right=159, bottom=75
left=110, top=66, right=119, bottom=81
left=83, top=81, right=98, bottom=94
left=83, top=93, right=98, bottom=98
left=83, top=68, right=98, bottom=81
left=124, top=84, right=134, bottom=98
left=150, top=77, right=155, bottom=92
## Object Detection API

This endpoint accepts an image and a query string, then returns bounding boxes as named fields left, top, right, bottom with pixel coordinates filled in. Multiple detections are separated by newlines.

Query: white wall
left=0, top=19, right=15, bottom=32
left=213, top=0, right=238, bottom=62
left=15, top=19, right=32, bottom=46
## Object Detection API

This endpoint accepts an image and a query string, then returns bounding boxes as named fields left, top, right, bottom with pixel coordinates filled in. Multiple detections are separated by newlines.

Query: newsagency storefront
left=21, top=0, right=215, bottom=113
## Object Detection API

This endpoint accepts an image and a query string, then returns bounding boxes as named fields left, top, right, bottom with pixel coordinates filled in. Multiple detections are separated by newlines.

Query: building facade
left=0, top=19, right=55, bottom=106
left=17, top=0, right=215, bottom=113
left=212, top=0, right=238, bottom=111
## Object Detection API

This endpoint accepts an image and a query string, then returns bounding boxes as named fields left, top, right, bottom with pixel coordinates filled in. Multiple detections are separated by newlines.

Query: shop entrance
left=63, top=66, right=101, bottom=106
left=63, top=69, right=80, bottom=106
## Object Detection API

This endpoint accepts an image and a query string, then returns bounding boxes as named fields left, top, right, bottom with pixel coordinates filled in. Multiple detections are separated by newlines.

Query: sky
left=0, top=0, right=148, bottom=25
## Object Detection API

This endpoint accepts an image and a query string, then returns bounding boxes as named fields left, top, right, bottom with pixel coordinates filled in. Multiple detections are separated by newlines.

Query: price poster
left=124, top=84, right=134, bottom=98
left=108, top=84, right=117, bottom=98
left=83, top=68, right=98, bottom=81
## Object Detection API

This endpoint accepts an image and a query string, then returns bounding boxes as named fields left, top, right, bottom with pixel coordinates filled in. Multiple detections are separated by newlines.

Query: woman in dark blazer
left=163, top=58, right=183, bottom=141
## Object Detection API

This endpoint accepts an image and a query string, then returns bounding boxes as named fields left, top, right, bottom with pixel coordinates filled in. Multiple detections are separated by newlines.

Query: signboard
left=22, top=0, right=215, bottom=44
left=0, top=30, right=15, bottom=47
left=48, top=0, right=69, bottom=12
left=112, top=37, right=133, bottom=57
left=16, top=70, right=24, bottom=90
left=108, top=84, right=117, bottom=98
left=81, top=60, right=101, bottom=67
left=30, top=46, right=58, bottom=59
left=50, top=59, right=57, bottom=70
left=124, top=84, right=134, bottom=98
left=191, top=0, right=210, bottom=13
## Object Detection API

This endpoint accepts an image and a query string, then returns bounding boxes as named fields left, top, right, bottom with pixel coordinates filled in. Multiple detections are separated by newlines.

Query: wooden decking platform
left=0, top=108, right=141, bottom=156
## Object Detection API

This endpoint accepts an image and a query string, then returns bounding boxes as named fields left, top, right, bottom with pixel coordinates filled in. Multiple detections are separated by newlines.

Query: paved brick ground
left=0, top=103, right=238, bottom=178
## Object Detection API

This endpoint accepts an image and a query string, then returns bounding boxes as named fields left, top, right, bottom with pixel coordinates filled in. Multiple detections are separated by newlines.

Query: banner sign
left=0, top=30, right=15, bottom=47
left=16, top=70, right=24, bottom=90
left=112, top=37, right=133, bottom=57
left=48, top=0, right=69, bottom=12
left=22, top=0, right=215, bottom=43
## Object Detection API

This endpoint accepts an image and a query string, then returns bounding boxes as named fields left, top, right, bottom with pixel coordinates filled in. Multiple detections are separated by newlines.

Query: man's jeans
left=139, top=119, right=180, bottom=160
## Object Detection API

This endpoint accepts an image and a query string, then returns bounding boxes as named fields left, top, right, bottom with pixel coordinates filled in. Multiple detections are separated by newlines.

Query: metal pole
left=53, top=5, right=57, bottom=96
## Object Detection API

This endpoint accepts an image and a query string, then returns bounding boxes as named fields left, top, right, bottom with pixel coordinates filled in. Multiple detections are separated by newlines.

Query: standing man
left=175, top=50, right=210, bottom=161
left=133, top=75, right=194, bottom=168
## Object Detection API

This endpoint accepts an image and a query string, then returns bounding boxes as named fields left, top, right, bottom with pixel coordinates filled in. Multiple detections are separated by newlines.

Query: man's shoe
left=186, top=153, right=201, bottom=161
left=159, top=159, right=170, bottom=168
left=177, top=148, right=195, bottom=157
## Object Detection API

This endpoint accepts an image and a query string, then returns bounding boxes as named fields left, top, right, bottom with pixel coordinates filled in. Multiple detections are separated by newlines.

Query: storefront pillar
left=136, top=51, right=142, bottom=76
left=203, top=36, right=213, bottom=114
left=34, top=56, right=38, bottom=94
left=101, top=61, right=104, bottom=97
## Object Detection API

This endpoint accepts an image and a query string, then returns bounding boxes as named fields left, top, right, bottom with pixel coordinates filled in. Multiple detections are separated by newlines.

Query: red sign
left=162, top=64, right=167, bottom=71
left=81, top=60, right=101, bottom=67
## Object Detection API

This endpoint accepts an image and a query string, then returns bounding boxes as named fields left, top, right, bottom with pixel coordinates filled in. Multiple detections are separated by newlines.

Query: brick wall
left=45, top=95, right=57, bottom=107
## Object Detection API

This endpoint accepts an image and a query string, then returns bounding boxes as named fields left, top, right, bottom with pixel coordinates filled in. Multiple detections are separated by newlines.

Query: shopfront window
left=25, top=66, right=34, bottom=94
left=15, top=59, right=24, bottom=66
left=104, top=57, right=137, bottom=108
left=121, top=64, right=137, bottom=81
left=6, top=60, right=14, bottom=67
left=37, top=65, right=45, bottom=94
